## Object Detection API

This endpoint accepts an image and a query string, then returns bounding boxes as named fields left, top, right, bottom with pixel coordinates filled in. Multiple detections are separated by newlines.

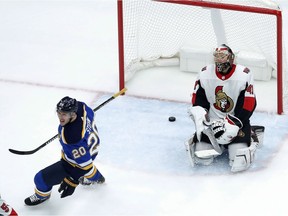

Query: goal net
left=118, top=0, right=287, bottom=114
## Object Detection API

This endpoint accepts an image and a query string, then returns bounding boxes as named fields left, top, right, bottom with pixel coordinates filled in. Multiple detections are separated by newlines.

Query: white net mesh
left=121, top=0, right=287, bottom=113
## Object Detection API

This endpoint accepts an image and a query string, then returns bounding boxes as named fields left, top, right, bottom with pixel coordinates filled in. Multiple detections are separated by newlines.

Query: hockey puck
left=168, top=116, right=176, bottom=122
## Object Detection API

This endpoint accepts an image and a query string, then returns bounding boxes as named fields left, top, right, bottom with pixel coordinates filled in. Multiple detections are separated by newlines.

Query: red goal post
left=117, top=0, right=286, bottom=114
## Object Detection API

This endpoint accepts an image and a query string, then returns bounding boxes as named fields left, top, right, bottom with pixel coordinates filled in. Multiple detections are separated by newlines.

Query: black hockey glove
left=58, top=177, right=79, bottom=198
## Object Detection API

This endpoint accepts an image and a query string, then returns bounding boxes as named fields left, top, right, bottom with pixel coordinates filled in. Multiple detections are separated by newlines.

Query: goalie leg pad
left=228, top=142, right=248, bottom=163
left=194, top=141, right=215, bottom=165
left=185, top=136, right=196, bottom=167
left=194, top=155, right=214, bottom=166
left=230, top=142, right=257, bottom=172
left=185, top=138, right=214, bottom=167
left=195, top=140, right=220, bottom=158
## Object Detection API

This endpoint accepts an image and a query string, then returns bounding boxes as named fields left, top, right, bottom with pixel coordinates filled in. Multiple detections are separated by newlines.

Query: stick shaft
left=93, top=87, right=127, bottom=112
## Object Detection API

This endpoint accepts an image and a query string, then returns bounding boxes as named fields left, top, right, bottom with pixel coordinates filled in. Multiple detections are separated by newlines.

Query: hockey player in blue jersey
left=25, top=96, right=105, bottom=206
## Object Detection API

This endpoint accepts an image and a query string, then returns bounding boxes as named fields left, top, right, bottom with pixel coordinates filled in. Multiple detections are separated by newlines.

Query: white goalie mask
left=213, top=44, right=235, bottom=74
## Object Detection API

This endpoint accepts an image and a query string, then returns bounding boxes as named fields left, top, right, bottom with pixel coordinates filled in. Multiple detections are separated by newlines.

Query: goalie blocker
left=185, top=125, right=265, bottom=172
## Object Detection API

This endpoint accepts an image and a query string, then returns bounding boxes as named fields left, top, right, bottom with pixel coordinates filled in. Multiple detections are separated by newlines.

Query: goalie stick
left=192, top=118, right=223, bottom=158
left=186, top=126, right=221, bottom=167
left=194, top=127, right=223, bottom=158
left=8, top=88, right=127, bottom=155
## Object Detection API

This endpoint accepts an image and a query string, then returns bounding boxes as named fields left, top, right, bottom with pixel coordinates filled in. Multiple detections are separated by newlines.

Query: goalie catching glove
left=211, top=114, right=243, bottom=145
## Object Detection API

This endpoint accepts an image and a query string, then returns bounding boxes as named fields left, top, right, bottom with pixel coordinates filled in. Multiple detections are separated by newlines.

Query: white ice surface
left=0, top=1, right=288, bottom=216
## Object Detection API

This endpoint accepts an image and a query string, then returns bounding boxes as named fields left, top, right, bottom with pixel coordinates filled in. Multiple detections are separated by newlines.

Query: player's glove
left=211, top=114, right=243, bottom=145
left=188, top=106, right=208, bottom=141
left=58, top=177, right=79, bottom=198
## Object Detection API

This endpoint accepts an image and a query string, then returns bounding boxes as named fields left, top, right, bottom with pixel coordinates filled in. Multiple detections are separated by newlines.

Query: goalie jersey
left=192, top=64, right=256, bottom=125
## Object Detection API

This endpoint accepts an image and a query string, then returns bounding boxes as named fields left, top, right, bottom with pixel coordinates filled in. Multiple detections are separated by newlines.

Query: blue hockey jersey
left=58, top=102, right=100, bottom=171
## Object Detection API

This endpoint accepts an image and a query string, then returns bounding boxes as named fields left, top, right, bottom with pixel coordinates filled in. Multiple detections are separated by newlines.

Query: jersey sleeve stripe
left=243, top=96, right=256, bottom=111
left=81, top=105, right=87, bottom=139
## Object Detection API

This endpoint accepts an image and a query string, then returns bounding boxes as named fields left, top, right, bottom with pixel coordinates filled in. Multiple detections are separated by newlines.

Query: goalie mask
left=213, top=44, right=235, bottom=74
left=57, top=96, right=78, bottom=113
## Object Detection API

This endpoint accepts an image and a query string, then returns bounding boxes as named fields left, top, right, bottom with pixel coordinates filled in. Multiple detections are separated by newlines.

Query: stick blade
left=8, top=148, right=37, bottom=155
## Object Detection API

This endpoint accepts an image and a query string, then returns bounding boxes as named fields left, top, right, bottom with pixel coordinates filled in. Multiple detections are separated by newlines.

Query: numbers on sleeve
left=246, top=84, right=254, bottom=95
left=71, top=119, right=100, bottom=159
left=88, top=119, right=100, bottom=156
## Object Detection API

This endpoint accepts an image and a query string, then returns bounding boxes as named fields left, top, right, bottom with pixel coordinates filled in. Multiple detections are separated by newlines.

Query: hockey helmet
left=56, top=96, right=78, bottom=113
left=213, top=44, right=235, bottom=73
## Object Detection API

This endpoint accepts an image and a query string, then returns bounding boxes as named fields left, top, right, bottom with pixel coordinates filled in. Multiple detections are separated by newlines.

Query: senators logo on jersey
left=213, top=87, right=234, bottom=112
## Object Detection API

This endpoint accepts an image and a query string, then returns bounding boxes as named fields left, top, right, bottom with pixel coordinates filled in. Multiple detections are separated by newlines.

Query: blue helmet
left=56, top=96, right=78, bottom=113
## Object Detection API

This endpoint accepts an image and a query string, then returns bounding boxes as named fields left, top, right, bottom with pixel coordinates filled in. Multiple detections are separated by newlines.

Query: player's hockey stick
left=8, top=88, right=127, bottom=155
